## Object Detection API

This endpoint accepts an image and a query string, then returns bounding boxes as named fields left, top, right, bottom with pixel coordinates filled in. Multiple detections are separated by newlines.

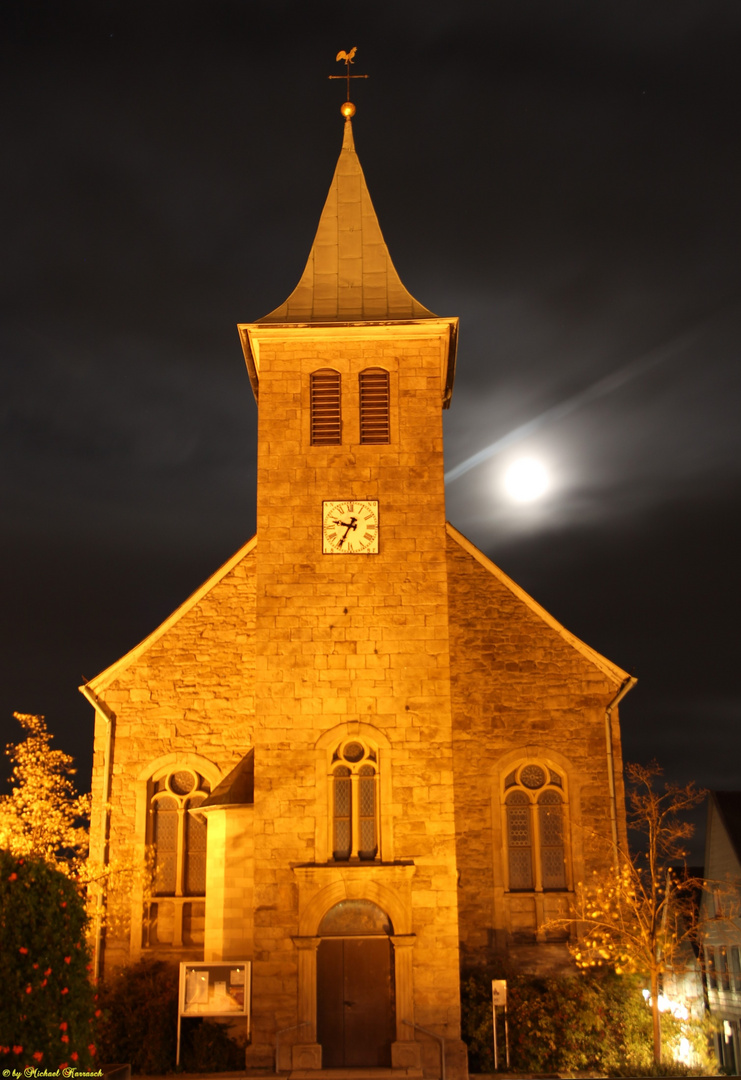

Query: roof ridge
left=445, top=521, right=632, bottom=686
left=82, top=534, right=257, bottom=694
left=711, top=791, right=741, bottom=866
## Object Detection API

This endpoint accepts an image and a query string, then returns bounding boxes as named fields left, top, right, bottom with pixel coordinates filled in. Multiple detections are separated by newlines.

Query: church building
left=83, top=102, right=634, bottom=1078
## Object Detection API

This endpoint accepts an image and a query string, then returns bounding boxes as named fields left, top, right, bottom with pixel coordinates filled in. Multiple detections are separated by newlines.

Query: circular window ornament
left=343, top=742, right=365, bottom=763
left=520, top=764, right=546, bottom=789
left=169, top=770, right=195, bottom=795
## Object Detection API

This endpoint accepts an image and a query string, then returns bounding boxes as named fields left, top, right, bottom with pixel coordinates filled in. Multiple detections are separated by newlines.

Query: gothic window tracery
left=330, top=740, right=379, bottom=861
left=146, top=767, right=210, bottom=948
left=504, top=762, right=568, bottom=892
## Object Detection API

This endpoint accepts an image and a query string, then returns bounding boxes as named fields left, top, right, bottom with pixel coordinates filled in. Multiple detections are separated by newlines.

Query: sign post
left=491, top=979, right=509, bottom=1071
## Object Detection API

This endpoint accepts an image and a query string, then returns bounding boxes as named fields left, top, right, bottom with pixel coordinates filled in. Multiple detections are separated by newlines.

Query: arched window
left=311, top=369, right=342, bottom=445
left=359, top=368, right=390, bottom=444
left=146, top=767, right=210, bottom=948
left=504, top=763, right=568, bottom=892
left=505, top=790, right=533, bottom=890
left=330, top=740, right=379, bottom=861
left=538, top=790, right=566, bottom=890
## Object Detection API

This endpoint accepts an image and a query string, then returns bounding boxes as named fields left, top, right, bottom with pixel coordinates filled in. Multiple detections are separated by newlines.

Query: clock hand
left=338, top=517, right=358, bottom=546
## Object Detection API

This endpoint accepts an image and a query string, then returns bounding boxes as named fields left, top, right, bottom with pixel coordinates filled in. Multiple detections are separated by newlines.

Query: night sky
left=3, top=2, right=740, bottom=861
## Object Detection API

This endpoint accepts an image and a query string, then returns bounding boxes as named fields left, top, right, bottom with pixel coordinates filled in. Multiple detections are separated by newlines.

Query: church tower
left=83, top=92, right=633, bottom=1080
left=237, top=112, right=466, bottom=1074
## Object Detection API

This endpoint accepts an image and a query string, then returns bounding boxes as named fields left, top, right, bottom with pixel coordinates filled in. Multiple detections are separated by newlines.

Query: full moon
left=503, top=458, right=550, bottom=503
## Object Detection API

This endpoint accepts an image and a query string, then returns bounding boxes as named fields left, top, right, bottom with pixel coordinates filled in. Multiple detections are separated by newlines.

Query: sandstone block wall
left=88, top=544, right=258, bottom=974
left=203, top=805, right=255, bottom=961
left=249, top=326, right=465, bottom=1064
left=446, top=530, right=628, bottom=967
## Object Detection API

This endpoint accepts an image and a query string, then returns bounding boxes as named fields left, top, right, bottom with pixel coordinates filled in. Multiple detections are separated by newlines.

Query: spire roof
left=257, top=118, right=436, bottom=323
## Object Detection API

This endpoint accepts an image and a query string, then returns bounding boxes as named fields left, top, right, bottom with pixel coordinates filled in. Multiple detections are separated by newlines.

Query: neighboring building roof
left=200, top=749, right=254, bottom=808
left=712, top=791, right=741, bottom=865
left=446, top=521, right=633, bottom=687
left=256, top=117, right=436, bottom=324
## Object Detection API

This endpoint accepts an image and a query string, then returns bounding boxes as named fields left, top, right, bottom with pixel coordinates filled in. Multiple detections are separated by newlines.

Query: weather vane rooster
left=329, top=47, right=368, bottom=116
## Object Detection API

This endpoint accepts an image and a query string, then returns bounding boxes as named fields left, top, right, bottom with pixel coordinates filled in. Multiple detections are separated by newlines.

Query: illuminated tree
left=0, top=850, right=96, bottom=1070
left=0, top=712, right=90, bottom=877
left=557, top=762, right=706, bottom=1066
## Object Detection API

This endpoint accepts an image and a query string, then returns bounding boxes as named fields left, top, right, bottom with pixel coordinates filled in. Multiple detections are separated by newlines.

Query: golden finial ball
left=341, top=101, right=356, bottom=118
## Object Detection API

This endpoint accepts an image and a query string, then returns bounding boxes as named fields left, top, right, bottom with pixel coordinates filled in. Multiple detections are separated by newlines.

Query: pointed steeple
left=257, top=118, right=436, bottom=323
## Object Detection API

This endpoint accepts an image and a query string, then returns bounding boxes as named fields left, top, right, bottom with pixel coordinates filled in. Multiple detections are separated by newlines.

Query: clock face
left=323, top=500, right=379, bottom=554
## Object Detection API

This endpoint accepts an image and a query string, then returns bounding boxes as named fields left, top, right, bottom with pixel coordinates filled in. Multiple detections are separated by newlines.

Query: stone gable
left=446, top=527, right=628, bottom=963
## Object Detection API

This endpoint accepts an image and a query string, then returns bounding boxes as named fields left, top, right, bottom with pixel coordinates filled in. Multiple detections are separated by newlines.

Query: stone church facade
left=83, top=112, right=633, bottom=1077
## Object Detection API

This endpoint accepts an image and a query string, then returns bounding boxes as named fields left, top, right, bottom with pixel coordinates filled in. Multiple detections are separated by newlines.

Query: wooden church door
left=316, top=901, right=395, bottom=1068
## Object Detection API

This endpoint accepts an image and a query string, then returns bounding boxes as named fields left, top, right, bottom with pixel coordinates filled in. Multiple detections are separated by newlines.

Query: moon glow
left=503, top=458, right=550, bottom=503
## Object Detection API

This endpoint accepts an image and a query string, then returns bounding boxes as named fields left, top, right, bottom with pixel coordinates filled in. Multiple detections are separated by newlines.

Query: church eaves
left=257, top=117, right=435, bottom=324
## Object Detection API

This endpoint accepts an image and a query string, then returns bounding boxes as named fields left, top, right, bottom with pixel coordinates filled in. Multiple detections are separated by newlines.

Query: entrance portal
left=316, top=900, right=395, bottom=1068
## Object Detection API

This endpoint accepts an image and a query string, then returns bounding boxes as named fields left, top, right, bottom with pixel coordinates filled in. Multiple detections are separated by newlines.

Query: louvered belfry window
left=359, top=368, right=390, bottom=444
left=310, top=369, right=342, bottom=445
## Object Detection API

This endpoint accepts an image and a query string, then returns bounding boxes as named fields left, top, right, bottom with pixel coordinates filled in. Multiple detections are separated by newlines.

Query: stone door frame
left=291, top=866, right=421, bottom=1071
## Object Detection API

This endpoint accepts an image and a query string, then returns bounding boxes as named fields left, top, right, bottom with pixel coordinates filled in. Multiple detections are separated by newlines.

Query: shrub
left=97, top=960, right=180, bottom=1074
left=0, top=850, right=96, bottom=1070
left=610, top=1064, right=712, bottom=1077
left=462, top=966, right=714, bottom=1075
left=181, top=1018, right=246, bottom=1072
left=97, top=959, right=245, bottom=1074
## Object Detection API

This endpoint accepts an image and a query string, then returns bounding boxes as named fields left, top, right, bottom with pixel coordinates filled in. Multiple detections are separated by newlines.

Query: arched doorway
left=316, top=899, right=395, bottom=1068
